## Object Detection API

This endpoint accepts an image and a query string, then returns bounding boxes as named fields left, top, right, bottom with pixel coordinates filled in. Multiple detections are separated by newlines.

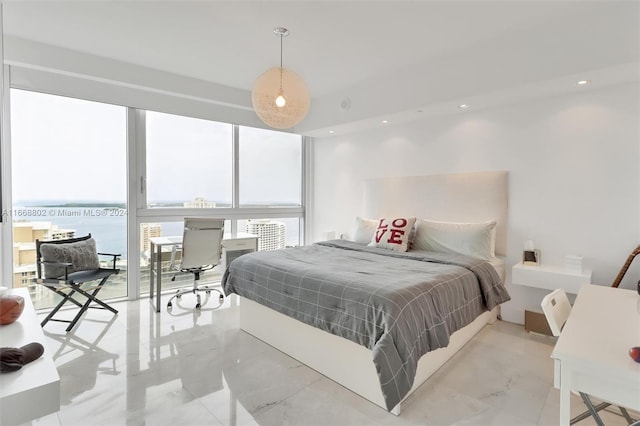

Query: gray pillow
left=40, top=238, right=100, bottom=279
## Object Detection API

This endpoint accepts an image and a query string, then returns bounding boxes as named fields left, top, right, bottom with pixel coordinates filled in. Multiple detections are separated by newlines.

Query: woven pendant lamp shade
left=252, top=66, right=310, bottom=129
left=251, top=28, right=310, bottom=130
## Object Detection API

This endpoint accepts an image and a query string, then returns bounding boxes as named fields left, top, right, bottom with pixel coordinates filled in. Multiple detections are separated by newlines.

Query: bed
left=222, top=171, right=510, bottom=414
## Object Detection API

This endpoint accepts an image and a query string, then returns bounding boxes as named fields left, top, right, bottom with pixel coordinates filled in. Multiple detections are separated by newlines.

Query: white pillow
left=412, top=219, right=497, bottom=260
left=368, top=217, right=416, bottom=252
left=352, top=217, right=378, bottom=244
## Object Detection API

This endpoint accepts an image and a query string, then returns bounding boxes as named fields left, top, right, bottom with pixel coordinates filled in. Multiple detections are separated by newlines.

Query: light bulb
left=275, top=93, right=286, bottom=108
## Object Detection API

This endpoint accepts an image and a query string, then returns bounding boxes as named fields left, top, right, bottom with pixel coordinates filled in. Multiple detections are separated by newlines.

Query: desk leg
left=559, top=363, right=571, bottom=425
left=149, top=244, right=155, bottom=304
left=155, top=247, right=162, bottom=313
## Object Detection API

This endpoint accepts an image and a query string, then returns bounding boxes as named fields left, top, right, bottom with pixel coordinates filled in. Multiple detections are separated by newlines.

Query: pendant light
left=251, top=27, right=310, bottom=129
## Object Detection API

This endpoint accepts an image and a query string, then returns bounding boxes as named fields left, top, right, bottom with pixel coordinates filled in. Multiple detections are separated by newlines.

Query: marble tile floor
left=21, top=294, right=636, bottom=426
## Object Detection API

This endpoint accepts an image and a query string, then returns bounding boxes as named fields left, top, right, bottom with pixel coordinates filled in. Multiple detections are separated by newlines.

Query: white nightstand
left=512, top=263, right=592, bottom=294
left=221, top=232, right=259, bottom=268
left=511, top=262, right=592, bottom=335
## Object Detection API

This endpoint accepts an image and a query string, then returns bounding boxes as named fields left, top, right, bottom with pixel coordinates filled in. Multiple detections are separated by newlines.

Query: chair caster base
left=165, top=286, right=225, bottom=312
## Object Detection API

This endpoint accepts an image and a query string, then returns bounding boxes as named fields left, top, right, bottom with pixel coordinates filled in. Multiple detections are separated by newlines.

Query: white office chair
left=167, top=218, right=225, bottom=311
left=540, top=289, right=572, bottom=337
left=541, top=289, right=634, bottom=426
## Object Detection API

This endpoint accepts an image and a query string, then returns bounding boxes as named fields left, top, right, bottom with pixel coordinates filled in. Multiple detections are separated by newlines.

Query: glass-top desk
left=149, top=233, right=258, bottom=312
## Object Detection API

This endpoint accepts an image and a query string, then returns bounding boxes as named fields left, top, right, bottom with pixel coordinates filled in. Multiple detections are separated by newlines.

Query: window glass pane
left=238, top=218, right=301, bottom=250
left=10, top=89, right=127, bottom=308
left=146, top=111, right=232, bottom=208
left=139, top=220, right=230, bottom=295
left=239, top=127, right=302, bottom=207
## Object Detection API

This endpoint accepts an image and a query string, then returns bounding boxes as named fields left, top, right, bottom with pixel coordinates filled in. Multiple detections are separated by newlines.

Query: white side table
left=511, top=262, right=592, bottom=335
left=0, top=288, right=60, bottom=425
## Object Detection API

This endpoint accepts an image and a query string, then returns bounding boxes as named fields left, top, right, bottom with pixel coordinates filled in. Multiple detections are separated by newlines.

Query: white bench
left=0, top=288, right=60, bottom=425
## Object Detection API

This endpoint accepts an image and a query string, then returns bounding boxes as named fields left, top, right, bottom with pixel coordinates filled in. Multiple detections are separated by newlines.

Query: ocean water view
left=11, top=201, right=301, bottom=259
left=10, top=203, right=214, bottom=309
left=11, top=201, right=300, bottom=310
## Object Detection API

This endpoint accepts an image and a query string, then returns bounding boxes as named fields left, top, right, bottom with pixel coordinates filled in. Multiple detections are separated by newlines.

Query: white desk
left=149, top=233, right=258, bottom=312
left=551, top=284, right=640, bottom=425
left=0, top=288, right=60, bottom=425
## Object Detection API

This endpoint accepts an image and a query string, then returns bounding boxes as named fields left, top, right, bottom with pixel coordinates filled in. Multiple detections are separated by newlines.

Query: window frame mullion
left=232, top=124, right=240, bottom=234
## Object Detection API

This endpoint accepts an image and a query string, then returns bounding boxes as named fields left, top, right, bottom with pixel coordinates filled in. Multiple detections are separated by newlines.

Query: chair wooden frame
left=35, top=234, right=120, bottom=332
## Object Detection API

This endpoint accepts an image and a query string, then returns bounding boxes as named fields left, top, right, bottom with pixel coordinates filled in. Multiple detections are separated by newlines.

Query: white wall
left=310, top=82, right=640, bottom=324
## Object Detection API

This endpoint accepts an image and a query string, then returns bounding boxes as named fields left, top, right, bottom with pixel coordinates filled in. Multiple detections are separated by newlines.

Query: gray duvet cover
left=222, top=239, right=510, bottom=410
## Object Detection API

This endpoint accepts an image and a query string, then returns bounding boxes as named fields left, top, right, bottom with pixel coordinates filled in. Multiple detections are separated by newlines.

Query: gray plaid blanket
left=222, top=239, right=510, bottom=410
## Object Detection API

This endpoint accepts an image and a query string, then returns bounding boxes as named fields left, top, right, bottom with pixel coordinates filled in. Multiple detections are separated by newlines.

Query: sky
left=11, top=89, right=127, bottom=202
left=10, top=89, right=302, bottom=206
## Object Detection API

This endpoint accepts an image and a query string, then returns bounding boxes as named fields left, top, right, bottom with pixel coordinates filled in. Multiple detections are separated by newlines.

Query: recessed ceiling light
left=577, top=80, right=591, bottom=86
left=328, top=130, right=334, bottom=134
left=382, top=120, right=388, bottom=124
left=458, top=104, right=470, bottom=109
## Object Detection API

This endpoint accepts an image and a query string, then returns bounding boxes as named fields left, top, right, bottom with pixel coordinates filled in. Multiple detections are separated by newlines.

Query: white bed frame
left=239, top=171, right=508, bottom=414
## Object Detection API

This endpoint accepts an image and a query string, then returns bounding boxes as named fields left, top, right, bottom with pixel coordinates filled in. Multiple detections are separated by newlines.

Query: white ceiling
left=3, top=1, right=639, bottom=135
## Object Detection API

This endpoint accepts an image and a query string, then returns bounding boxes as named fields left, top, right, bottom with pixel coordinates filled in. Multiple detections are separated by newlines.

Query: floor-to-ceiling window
left=138, top=111, right=305, bottom=296
left=238, top=125, right=302, bottom=209
left=236, top=126, right=303, bottom=248
left=10, top=89, right=128, bottom=309
left=7, top=89, right=305, bottom=307
left=145, top=111, right=233, bottom=209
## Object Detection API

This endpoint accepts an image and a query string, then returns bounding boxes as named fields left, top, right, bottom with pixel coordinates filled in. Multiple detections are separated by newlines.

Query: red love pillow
left=368, top=217, right=416, bottom=252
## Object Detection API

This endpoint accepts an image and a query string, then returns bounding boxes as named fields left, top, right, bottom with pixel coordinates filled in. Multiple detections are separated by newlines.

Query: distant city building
left=140, top=223, right=162, bottom=253
left=13, top=221, right=50, bottom=244
left=183, top=197, right=217, bottom=208
left=12, top=221, right=76, bottom=289
left=50, top=229, right=76, bottom=240
left=246, top=219, right=285, bottom=251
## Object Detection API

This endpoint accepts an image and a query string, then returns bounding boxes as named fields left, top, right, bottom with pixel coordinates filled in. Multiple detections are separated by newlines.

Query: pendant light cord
left=279, top=34, right=284, bottom=91
left=280, top=33, right=283, bottom=68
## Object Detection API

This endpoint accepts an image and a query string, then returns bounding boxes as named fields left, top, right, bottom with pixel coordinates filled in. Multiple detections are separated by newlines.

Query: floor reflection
left=44, top=315, right=120, bottom=406
left=123, top=296, right=228, bottom=418
left=34, top=293, right=618, bottom=426
left=164, top=291, right=226, bottom=327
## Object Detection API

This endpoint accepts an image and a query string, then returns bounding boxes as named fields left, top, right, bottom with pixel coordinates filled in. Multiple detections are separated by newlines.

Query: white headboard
left=363, top=171, right=508, bottom=256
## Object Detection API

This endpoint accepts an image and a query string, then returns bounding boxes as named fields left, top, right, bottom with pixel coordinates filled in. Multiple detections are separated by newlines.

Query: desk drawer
left=223, top=239, right=257, bottom=250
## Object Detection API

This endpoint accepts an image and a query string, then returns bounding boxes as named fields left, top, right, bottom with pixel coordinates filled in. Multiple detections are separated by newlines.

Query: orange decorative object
left=0, top=294, right=25, bottom=325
